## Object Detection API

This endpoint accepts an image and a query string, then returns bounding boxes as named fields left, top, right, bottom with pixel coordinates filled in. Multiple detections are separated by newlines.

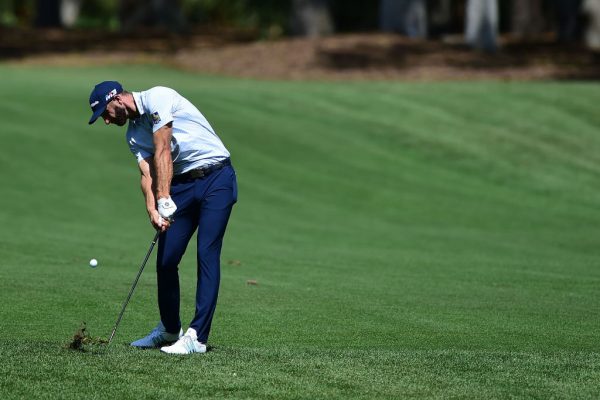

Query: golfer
left=88, top=81, right=237, bottom=354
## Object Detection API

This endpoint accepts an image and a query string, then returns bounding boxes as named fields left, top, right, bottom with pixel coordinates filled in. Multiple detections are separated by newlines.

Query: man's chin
left=116, top=120, right=127, bottom=126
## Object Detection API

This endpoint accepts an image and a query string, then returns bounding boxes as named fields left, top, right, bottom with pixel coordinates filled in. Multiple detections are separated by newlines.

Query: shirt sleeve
left=144, top=87, right=175, bottom=134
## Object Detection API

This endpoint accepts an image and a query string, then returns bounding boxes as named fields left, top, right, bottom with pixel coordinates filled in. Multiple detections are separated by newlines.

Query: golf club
left=107, top=228, right=162, bottom=347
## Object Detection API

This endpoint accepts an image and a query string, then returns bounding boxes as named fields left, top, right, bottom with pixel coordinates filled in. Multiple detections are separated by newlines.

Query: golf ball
left=89, top=259, right=98, bottom=268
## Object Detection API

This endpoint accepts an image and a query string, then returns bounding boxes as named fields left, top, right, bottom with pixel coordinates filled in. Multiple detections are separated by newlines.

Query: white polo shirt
left=126, top=86, right=230, bottom=175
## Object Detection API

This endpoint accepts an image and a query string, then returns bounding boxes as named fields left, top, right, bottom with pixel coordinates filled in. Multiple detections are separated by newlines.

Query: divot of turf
left=67, top=322, right=108, bottom=352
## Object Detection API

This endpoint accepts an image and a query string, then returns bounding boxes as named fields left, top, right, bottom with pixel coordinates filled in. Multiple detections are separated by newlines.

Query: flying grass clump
left=67, top=322, right=108, bottom=352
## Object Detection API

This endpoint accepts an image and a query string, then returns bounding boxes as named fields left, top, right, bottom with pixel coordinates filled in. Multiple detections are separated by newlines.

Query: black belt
left=173, top=158, right=231, bottom=183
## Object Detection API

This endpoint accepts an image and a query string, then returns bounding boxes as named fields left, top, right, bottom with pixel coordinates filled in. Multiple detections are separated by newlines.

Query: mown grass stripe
left=1, top=65, right=599, bottom=399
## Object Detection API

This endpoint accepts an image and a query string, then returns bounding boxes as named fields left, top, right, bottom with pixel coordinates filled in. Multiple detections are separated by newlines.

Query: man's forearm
left=154, top=146, right=173, bottom=199
left=153, top=124, right=174, bottom=199
left=138, top=157, right=171, bottom=231
left=141, top=174, right=156, bottom=214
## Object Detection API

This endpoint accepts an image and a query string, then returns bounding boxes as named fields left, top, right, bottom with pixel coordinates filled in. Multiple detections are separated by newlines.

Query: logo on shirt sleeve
left=151, top=112, right=161, bottom=125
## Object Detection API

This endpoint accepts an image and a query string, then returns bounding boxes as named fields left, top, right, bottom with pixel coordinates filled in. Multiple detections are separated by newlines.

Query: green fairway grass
left=1, top=64, right=599, bottom=399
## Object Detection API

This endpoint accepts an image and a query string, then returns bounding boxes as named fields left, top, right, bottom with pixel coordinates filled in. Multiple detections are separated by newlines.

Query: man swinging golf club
left=88, top=81, right=237, bottom=354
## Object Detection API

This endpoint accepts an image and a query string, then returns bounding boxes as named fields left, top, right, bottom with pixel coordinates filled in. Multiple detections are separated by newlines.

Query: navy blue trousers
left=156, top=164, right=237, bottom=343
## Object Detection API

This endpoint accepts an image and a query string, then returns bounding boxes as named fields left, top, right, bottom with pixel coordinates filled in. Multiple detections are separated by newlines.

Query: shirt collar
left=132, top=92, right=145, bottom=116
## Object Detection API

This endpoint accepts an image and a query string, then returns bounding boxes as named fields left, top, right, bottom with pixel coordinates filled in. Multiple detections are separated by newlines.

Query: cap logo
left=105, top=89, right=118, bottom=101
left=90, top=100, right=99, bottom=108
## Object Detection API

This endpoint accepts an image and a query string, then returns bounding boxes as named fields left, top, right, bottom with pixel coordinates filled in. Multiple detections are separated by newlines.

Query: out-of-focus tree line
left=1, top=0, right=599, bottom=51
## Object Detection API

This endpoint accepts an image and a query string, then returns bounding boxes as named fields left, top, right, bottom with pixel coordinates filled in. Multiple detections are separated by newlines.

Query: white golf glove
left=157, top=196, right=177, bottom=219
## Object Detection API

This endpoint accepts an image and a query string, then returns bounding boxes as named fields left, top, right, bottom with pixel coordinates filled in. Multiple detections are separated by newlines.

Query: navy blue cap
left=88, top=81, right=123, bottom=124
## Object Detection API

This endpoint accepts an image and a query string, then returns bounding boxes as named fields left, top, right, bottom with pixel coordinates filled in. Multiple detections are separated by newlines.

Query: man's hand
left=149, top=209, right=171, bottom=232
left=157, top=196, right=177, bottom=219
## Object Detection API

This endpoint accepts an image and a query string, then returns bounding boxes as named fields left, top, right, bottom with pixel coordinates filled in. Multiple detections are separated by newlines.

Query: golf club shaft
left=107, top=229, right=161, bottom=347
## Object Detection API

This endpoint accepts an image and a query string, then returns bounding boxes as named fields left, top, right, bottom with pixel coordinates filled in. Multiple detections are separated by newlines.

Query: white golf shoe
left=130, top=321, right=183, bottom=348
left=160, top=328, right=207, bottom=355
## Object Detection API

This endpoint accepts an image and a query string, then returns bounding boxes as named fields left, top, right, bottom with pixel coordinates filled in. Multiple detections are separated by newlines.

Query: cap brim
left=88, top=106, right=106, bottom=125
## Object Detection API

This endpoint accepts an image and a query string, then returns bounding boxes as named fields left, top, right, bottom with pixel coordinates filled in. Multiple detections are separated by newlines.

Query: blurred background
left=1, top=0, right=599, bottom=80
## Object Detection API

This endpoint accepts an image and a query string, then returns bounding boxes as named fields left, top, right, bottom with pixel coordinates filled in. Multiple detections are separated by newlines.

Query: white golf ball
left=89, top=259, right=98, bottom=268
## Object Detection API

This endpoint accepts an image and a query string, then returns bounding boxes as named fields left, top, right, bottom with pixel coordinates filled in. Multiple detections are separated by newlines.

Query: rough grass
left=0, top=65, right=599, bottom=399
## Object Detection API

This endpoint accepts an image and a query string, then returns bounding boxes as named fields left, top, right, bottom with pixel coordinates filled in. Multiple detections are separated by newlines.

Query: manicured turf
left=1, top=64, right=599, bottom=399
